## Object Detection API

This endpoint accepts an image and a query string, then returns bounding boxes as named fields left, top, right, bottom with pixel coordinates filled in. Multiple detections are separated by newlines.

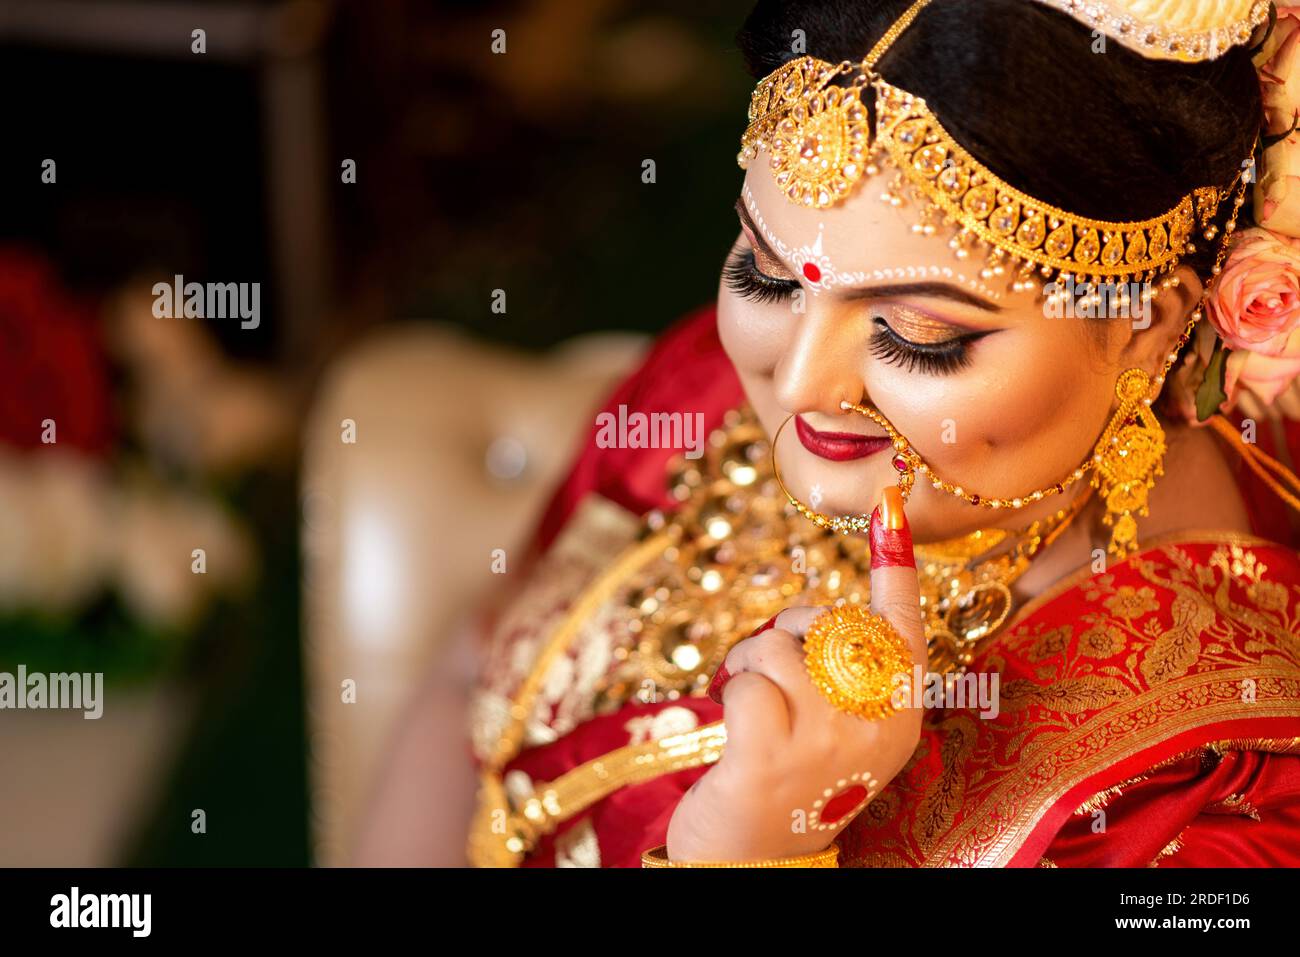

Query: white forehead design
left=741, top=182, right=1003, bottom=301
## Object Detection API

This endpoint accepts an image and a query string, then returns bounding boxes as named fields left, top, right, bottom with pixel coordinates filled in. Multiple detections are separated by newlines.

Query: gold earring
left=1090, top=368, right=1166, bottom=558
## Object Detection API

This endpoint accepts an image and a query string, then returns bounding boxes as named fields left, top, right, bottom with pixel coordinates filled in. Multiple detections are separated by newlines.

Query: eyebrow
left=733, top=197, right=1003, bottom=314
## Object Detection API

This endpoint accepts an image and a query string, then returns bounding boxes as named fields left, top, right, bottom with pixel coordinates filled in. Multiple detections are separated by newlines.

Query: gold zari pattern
left=846, top=545, right=1300, bottom=867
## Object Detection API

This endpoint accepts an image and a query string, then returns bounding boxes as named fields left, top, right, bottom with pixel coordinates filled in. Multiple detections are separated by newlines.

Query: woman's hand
left=665, top=486, right=926, bottom=863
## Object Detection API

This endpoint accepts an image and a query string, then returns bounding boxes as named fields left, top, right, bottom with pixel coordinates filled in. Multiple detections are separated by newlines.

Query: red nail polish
left=706, top=615, right=779, bottom=704
left=869, top=488, right=915, bottom=569
left=706, top=661, right=731, bottom=704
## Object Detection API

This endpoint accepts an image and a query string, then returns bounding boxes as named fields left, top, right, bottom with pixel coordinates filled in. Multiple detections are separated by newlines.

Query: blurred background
left=0, top=0, right=751, bottom=864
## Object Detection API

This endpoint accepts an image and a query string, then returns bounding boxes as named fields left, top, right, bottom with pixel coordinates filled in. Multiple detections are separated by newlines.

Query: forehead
left=742, top=156, right=1003, bottom=299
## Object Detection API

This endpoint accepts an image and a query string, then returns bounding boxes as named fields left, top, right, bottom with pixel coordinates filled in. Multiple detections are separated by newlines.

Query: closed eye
left=723, top=249, right=799, bottom=304
left=869, top=315, right=992, bottom=376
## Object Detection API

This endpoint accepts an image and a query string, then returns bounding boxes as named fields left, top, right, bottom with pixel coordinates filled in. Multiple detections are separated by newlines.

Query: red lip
left=795, top=415, right=891, bottom=462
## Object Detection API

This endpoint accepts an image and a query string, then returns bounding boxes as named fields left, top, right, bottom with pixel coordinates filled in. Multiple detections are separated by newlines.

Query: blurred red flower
left=0, top=247, right=113, bottom=454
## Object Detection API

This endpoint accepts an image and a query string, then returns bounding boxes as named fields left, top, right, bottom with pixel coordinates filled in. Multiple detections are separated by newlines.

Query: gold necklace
left=915, top=485, right=1093, bottom=673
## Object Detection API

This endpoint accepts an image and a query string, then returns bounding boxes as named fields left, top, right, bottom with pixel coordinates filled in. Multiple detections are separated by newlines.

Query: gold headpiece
left=1030, top=0, right=1271, bottom=63
left=737, top=0, right=1254, bottom=291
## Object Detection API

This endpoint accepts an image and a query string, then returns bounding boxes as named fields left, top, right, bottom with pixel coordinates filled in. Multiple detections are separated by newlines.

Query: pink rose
left=1206, top=227, right=1300, bottom=354
left=1226, top=328, right=1300, bottom=408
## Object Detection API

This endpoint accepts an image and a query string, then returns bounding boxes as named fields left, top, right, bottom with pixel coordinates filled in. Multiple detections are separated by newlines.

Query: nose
left=772, top=301, right=868, bottom=417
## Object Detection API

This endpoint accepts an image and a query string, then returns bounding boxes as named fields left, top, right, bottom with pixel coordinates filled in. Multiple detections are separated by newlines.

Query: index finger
left=868, top=486, right=926, bottom=668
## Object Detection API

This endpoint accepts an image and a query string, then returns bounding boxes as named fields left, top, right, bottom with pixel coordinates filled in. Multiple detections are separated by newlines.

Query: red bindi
left=802, top=262, right=822, bottom=282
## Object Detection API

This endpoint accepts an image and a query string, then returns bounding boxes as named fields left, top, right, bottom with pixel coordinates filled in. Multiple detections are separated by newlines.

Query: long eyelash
left=869, top=317, right=980, bottom=376
left=723, top=249, right=799, bottom=304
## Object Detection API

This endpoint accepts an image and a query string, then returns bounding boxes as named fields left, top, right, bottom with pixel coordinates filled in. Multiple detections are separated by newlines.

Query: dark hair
left=736, top=0, right=1263, bottom=280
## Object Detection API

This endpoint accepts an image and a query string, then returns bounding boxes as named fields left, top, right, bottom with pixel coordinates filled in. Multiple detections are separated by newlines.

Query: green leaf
left=1195, top=341, right=1230, bottom=421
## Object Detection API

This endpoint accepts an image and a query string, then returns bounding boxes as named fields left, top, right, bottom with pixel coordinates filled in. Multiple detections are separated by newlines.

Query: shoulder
left=532, top=305, right=744, bottom=552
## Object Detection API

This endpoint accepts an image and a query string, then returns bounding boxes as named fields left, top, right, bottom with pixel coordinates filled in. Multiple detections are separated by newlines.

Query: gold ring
left=804, top=605, right=913, bottom=720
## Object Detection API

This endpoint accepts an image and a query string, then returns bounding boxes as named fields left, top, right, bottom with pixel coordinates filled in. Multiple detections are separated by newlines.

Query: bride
left=360, top=0, right=1300, bottom=867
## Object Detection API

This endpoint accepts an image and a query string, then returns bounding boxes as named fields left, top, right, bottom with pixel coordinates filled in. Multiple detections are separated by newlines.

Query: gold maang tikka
left=737, top=0, right=1246, bottom=295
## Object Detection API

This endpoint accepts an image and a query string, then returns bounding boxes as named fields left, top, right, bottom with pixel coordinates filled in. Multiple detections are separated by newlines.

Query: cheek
left=716, top=283, right=788, bottom=377
left=871, top=330, right=1110, bottom=474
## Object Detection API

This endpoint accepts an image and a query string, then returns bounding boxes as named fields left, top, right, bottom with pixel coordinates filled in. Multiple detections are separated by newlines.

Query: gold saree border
left=484, top=530, right=672, bottom=770
left=922, top=667, right=1300, bottom=867
left=914, top=533, right=1300, bottom=866
left=469, top=720, right=728, bottom=867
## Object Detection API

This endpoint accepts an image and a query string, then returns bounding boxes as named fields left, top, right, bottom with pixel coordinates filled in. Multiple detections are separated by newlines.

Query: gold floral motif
left=1253, top=579, right=1290, bottom=614
left=1000, top=675, right=1133, bottom=715
left=1103, top=586, right=1160, bottom=620
left=1025, top=626, right=1072, bottom=662
left=1140, top=591, right=1217, bottom=685
left=912, top=716, right=977, bottom=849
left=1077, top=624, right=1127, bottom=659
left=1212, top=543, right=1268, bottom=584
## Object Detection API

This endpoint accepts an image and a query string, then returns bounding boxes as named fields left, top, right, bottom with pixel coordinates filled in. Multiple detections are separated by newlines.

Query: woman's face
left=718, top=162, right=1192, bottom=543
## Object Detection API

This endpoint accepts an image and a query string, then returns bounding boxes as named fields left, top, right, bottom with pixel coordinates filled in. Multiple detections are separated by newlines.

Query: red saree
left=466, top=305, right=1300, bottom=868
